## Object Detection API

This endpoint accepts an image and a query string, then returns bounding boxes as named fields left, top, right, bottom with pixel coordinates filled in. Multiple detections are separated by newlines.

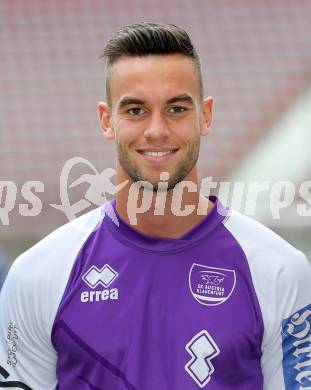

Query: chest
left=52, top=245, right=263, bottom=389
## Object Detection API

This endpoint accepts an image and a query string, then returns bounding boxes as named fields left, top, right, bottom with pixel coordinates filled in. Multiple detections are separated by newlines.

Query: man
left=0, top=22, right=310, bottom=389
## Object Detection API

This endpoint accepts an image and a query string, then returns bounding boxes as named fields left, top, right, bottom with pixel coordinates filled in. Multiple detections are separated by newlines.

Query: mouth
left=136, top=148, right=179, bottom=163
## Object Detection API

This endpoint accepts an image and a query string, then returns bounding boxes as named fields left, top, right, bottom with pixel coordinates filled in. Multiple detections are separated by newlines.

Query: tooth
left=143, top=151, right=171, bottom=156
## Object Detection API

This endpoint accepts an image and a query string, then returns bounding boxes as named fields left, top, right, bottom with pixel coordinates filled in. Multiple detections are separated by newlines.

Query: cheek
left=177, top=113, right=201, bottom=134
left=115, top=120, right=144, bottom=144
left=176, top=122, right=201, bottom=144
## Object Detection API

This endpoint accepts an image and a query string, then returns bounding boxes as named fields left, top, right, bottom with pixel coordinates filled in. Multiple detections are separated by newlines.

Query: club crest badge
left=189, top=263, right=236, bottom=306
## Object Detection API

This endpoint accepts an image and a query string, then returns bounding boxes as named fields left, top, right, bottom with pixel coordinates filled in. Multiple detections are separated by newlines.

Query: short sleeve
left=223, top=211, right=311, bottom=390
left=0, top=206, right=103, bottom=389
left=0, top=252, right=58, bottom=389
left=261, top=251, right=311, bottom=390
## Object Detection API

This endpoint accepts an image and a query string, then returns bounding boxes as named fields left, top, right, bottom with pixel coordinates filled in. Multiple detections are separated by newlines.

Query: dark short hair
left=100, top=22, right=203, bottom=103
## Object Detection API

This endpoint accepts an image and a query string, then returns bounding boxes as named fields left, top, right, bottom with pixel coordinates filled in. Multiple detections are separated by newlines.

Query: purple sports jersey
left=52, top=197, right=262, bottom=389
left=0, top=197, right=310, bottom=389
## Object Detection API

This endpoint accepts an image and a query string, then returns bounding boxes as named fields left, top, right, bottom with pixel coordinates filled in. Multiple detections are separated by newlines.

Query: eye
left=127, top=107, right=144, bottom=116
left=168, top=106, right=187, bottom=113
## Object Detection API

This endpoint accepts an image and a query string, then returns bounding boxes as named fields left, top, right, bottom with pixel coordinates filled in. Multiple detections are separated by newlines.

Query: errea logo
left=83, top=264, right=118, bottom=288
left=81, top=264, right=119, bottom=303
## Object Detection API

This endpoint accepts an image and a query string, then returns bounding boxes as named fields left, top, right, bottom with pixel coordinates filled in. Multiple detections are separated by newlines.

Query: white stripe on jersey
left=224, top=210, right=311, bottom=390
left=0, top=205, right=104, bottom=389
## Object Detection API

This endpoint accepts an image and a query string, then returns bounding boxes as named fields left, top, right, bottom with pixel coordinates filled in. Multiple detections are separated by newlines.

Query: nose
left=143, top=111, right=170, bottom=141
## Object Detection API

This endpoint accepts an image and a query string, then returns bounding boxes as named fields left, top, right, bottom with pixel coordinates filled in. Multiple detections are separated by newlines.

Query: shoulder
left=10, top=205, right=104, bottom=281
left=223, top=209, right=307, bottom=269
left=223, top=210, right=311, bottom=319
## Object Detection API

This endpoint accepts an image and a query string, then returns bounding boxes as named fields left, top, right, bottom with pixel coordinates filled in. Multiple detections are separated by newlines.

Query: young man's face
left=99, top=54, right=213, bottom=191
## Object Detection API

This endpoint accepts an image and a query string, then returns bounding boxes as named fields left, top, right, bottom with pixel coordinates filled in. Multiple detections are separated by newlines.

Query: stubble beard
left=116, top=137, right=200, bottom=193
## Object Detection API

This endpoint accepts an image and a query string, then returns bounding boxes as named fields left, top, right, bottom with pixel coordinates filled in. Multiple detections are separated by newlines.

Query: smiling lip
left=137, top=148, right=179, bottom=163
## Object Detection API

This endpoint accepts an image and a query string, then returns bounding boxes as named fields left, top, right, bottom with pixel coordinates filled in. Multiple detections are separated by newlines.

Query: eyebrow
left=118, top=97, right=145, bottom=110
left=117, top=93, right=195, bottom=110
left=166, top=94, right=195, bottom=105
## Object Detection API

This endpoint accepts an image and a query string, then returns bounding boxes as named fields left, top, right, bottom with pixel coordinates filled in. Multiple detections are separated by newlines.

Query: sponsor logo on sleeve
left=189, top=263, right=236, bottom=306
left=281, top=303, right=311, bottom=389
left=81, top=264, right=119, bottom=303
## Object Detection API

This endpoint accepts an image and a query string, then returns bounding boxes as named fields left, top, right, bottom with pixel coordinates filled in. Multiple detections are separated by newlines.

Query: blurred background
left=0, top=0, right=310, bottom=276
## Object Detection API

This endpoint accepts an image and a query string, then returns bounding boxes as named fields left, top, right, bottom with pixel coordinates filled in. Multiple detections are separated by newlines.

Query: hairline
left=105, top=53, right=204, bottom=107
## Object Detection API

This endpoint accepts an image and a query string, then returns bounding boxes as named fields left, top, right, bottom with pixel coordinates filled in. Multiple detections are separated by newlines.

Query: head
left=98, top=22, right=213, bottom=192
left=101, top=22, right=204, bottom=104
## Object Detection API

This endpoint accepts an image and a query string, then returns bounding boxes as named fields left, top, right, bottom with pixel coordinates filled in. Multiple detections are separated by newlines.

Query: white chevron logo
left=82, top=264, right=118, bottom=289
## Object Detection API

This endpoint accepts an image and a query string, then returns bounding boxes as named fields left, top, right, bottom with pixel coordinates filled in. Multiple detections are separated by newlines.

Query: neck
left=115, top=174, right=214, bottom=239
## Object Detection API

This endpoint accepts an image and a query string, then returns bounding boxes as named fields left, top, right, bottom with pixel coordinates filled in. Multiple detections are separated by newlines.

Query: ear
left=200, top=96, right=213, bottom=136
left=98, top=101, right=115, bottom=140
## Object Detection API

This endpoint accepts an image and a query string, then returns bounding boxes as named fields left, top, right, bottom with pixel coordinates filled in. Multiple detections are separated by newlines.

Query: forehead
left=108, top=54, right=200, bottom=106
